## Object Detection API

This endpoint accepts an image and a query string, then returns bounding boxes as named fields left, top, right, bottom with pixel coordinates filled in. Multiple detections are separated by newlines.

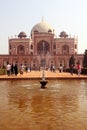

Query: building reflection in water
left=1, top=80, right=87, bottom=130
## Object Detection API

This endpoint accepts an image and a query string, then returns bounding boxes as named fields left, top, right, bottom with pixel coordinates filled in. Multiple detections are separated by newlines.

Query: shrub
left=0, top=68, right=6, bottom=75
left=81, top=68, right=87, bottom=75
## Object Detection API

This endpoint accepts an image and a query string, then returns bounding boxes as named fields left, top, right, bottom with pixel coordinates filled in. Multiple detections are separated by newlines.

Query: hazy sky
left=0, top=0, right=87, bottom=54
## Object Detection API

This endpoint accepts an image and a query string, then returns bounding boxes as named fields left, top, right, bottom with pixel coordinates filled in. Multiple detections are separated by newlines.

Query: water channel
left=0, top=79, right=87, bottom=130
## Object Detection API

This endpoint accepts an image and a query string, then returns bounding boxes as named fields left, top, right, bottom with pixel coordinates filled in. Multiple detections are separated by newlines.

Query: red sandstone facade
left=0, top=20, right=84, bottom=69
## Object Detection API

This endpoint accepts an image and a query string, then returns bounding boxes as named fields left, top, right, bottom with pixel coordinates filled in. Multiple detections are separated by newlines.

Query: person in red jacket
left=77, top=61, right=81, bottom=76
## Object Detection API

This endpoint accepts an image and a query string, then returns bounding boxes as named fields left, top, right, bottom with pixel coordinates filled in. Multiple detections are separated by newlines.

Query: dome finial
left=42, top=16, right=44, bottom=22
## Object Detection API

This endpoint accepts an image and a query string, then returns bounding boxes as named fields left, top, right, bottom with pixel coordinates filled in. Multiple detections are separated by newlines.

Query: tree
left=69, top=55, right=75, bottom=68
left=83, top=50, right=87, bottom=68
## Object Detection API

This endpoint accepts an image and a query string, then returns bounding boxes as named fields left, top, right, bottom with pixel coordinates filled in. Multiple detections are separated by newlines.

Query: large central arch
left=17, top=45, right=25, bottom=55
left=37, top=40, right=50, bottom=55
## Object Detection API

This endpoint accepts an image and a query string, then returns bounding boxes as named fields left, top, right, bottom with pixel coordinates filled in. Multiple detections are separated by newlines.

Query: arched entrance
left=37, top=40, right=50, bottom=67
left=37, top=40, right=50, bottom=55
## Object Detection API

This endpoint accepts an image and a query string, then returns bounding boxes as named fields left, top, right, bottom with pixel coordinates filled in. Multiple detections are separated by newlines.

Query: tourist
left=14, top=63, right=18, bottom=76
left=11, top=63, right=14, bottom=75
left=52, top=65, right=55, bottom=72
left=19, top=64, right=24, bottom=75
left=70, top=64, right=74, bottom=75
left=77, top=61, right=81, bottom=76
left=6, top=62, right=11, bottom=76
left=59, top=63, right=63, bottom=72
left=50, top=65, right=53, bottom=71
left=25, top=64, right=28, bottom=73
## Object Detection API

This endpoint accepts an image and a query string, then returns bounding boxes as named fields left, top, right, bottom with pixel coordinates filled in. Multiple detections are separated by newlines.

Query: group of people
left=6, top=62, right=32, bottom=76
left=49, top=55, right=82, bottom=76
left=6, top=55, right=82, bottom=76
left=69, top=55, right=82, bottom=76
left=6, top=62, right=18, bottom=76
left=49, top=64, right=63, bottom=73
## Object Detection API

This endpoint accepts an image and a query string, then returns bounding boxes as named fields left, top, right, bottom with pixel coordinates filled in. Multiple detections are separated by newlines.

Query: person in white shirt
left=6, top=62, right=11, bottom=76
left=59, top=63, right=63, bottom=72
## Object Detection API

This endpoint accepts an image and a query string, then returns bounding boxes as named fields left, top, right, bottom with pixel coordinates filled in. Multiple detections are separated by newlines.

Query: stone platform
left=0, top=70, right=87, bottom=80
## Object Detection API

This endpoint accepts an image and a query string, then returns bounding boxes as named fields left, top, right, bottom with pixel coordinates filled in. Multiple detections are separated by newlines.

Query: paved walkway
left=0, top=70, right=87, bottom=80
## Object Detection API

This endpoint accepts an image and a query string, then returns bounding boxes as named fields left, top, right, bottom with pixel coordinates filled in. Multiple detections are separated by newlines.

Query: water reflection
left=0, top=80, right=87, bottom=130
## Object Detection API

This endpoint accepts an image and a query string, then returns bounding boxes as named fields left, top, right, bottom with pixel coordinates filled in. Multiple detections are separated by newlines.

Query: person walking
left=14, top=63, right=18, bottom=76
left=11, top=63, right=14, bottom=75
left=59, top=63, right=63, bottom=72
left=19, top=64, right=24, bottom=76
left=77, top=61, right=81, bottom=76
left=6, top=62, right=11, bottom=76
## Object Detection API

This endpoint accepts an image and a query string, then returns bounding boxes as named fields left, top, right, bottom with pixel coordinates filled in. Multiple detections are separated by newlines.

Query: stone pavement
left=0, top=70, right=87, bottom=80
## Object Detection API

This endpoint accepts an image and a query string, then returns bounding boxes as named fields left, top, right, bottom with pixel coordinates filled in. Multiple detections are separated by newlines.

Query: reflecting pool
left=0, top=80, right=87, bottom=130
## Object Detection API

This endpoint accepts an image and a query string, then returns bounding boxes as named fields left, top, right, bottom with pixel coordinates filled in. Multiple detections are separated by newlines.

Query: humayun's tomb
left=0, top=20, right=84, bottom=69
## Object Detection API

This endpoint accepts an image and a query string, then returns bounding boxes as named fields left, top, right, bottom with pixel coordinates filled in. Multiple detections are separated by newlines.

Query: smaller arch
left=30, top=44, right=33, bottom=49
left=62, top=45, right=69, bottom=55
left=17, top=45, right=25, bottom=55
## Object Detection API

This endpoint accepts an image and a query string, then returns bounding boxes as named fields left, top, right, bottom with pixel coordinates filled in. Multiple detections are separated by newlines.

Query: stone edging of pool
left=0, top=76, right=87, bottom=80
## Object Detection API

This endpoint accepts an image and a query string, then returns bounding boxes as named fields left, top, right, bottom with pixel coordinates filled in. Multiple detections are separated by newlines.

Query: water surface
left=0, top=80, right=87, bottom=130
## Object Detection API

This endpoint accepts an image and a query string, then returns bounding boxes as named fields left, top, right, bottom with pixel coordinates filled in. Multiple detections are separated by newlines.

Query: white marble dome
left=31, top=20, right=55, bottom=34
